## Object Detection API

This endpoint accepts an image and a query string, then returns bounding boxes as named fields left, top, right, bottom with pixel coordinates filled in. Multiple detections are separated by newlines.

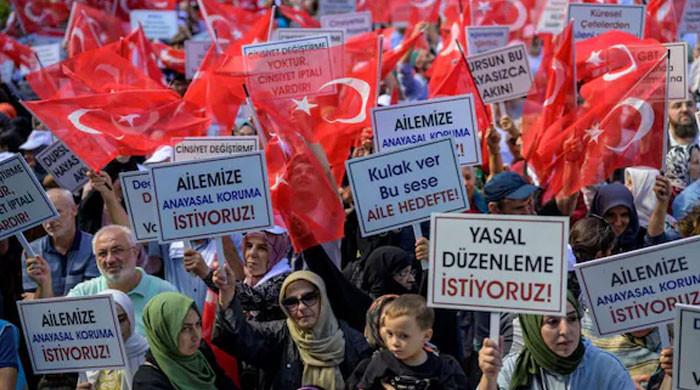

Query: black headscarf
left=589, top=182, right=642, bottom=253
left=362, top=246, right=415, bottom=298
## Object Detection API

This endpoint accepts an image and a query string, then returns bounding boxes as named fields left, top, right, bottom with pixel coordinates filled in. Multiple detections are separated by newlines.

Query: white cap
left=144, top=145, right=173, bottom=164
left=0, top=152, right=12, bottom=161
left=19, top=130, right=52, bottom=150
left=377, top=94, right=392, bottom=107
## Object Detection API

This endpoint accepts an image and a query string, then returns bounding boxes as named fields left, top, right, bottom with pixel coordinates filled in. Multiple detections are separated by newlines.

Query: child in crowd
left=355, top=294, right=467, bottom=389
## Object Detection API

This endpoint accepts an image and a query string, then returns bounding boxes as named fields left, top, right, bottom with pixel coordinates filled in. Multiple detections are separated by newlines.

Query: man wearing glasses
left=64, top=225, right=175, bottom=336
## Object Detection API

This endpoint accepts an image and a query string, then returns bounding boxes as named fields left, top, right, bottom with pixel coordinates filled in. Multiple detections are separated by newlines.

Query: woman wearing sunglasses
left=212, top=267, right=371, bottom=390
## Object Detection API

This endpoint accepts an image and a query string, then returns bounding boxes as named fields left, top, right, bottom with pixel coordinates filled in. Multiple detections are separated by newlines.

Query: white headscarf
left=625, top=167, right=658, bottom=227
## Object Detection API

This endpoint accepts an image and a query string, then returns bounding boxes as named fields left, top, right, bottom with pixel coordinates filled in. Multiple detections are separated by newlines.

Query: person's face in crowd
left=178, top=308, right=202, bottom=356
left=493, top=196, right=535, bottom=215
left=393, top=265, right=416, bottom=291
left=540, top=302, right=581, bottom=358
left=94, top=229, right=138, bottom=284
left=237, top=124, right=256, bottom=136
left=23, top=150, right=36, bottom=168
left=690, top=148, right=700, bottom=182
left=282, top=280, right=321, bottom=331
left=289, top=160, right=316, bottom=189
left=461, top=166, right=476, bottom=199
left=244, top=235, right=269, bottom=277
left=507, top=133, right=523, bottom=161
left=604, top=206, right=631, bottom=237
left=43, top=190, right=77, bottom=240
left=669, top=99, right=698, bottom=140
left=116, top=303, right=131, bottom=342
left=382, top=314, right=432, bottom=365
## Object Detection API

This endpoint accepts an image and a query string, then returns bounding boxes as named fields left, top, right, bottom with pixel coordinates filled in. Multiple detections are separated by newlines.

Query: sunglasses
left=282, top=290, right=320, bottom=310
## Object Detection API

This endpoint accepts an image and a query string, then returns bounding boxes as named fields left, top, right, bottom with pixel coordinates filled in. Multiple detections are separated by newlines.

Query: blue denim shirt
left=22, top=230, right=99, bottom=296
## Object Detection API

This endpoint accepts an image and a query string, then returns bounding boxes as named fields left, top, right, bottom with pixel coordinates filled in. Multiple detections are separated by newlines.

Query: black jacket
left=353, top=349, right=468, bottom=390
left=212, top=297, right=372, bottom=390
left=132, top=344, right=237, bottom=389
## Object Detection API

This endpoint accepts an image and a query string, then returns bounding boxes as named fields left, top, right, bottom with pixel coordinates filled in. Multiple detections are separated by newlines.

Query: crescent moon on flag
left=543, top=59, right=564, bottom=107
left=439, top=22, right=461, bottom=57
left=412, top=0, right=436, bottom=9
left=506, top=0, right=528, bottom=31
left=656, top=0, right=671, bottom=22
left=24, top=2, right=48, bottom=23
left=71, top=27, right=86, bottom=53
left=602, top=45, right=637, bottom=82
left=68, top=109, right=119, bottom=138
left=319, top=77, right=370, bottom=124
left=604, top=97, right=655, bottom=153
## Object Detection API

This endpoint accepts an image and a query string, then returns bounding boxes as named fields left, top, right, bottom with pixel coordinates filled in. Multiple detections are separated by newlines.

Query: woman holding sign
left=477, top=294, right=635, bottom=390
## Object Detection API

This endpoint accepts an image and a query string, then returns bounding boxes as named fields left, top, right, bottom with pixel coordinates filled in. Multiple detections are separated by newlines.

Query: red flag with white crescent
left=10, top=0, right=69, bottom=36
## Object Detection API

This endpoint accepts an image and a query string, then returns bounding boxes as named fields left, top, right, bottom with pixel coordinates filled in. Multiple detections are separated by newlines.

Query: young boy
left=356, top=294, right=468, bottom=389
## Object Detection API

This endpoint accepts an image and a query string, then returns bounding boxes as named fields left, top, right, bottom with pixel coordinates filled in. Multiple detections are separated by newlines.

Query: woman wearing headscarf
left=588, top=180, right=671, bottom=254
left=77, top=290, right=149, bottom=390
left=666, top=143, right=700, bottom=194
left=477, top=293, right=635, bottom=390
left=625, top=167, right=660, bottom=228
left=132, top=292, right=236, bottom=390
left=212, top=268, right=371, bottom=390
left=361, top=247, right=418, bottom=299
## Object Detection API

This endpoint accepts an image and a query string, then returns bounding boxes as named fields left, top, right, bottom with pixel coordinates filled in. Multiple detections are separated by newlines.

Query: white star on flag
left=586, top=50, right=603, bottom=67
left=292, top=96, right=317, bottom=115
left=584, top=122, right=604, bottom=144
left=477, top=1, right=492, bottom=13
left=118, top=114, right=139, bottom=126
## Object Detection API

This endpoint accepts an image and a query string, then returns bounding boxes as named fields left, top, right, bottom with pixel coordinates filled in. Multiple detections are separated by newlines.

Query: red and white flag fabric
left=644, top=0, right=686, bottom=43
left=114, top=0, right=177, bottom=20
left=10, top=0, right=69, bottom=36
left=198, top=0, right=266, bottom=45
left=152, top=41, right=185, bottom=74
left=472, top=0, right=536, bottom=43
left=109, top=27, right=165, bottom=86
left=65, top=2, right=129, bottom=57
left=278, top=5, right=321, bottom=28
left=0, top=33, right=37, bottom=69
left=356, top=0, right=390, bottom=24
left=23, top=89, right=209, bottom=169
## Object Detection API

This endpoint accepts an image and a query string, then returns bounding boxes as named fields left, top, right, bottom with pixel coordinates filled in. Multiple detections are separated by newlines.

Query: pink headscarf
left=242, top=230, right=291, bottom=286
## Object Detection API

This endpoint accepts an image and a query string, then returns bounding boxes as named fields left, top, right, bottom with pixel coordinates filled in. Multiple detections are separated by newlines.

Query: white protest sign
left=467, top=44, right=533, bottom=104
left=567, top=4, right=645, bottom=40
left=372, top=94, right=482, bottom=166
left=665, top=42, right=689, bottom=101
left=320, top=11, right=372, bottom=37
left=172, top=136, right=259, bottom=162
left=274, top=28, right=345, bottom=46
left=318, top=0, right=356, bottom=16
left=35, top=141, right=89, bottom=194
left=31, top=43, right=61, bottom=67
left=537, top=0, right=568, bottom=34
left=242, top=35, right=334, bottom=100
left=674, top=304, right=700, bottom=390
left=575, top=236, right=700, bottom=337
left=17, top=295, right=127, bottom=374
left=681, top=0, right=700, bottom=35
left=428, top=214, right=569, bottom=315
left=150, top=153, right=274, bottom=242
left=346, top=138, right=467, bottom=237
left=130, top=10, right=179, bottom=40
left=0, top=154, right=58, bottom=240
left=466, top=26, right=509, bottom=55
left=119, top=171, right=158, bottom=242
left=185, top=40, right=211, bottom=80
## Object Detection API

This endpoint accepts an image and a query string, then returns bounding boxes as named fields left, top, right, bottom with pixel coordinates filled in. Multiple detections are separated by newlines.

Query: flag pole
left=197, top=0, right=224, bottom=54
left=242, top=84, right=268, bottom=150
left=267, top=5, right=277, bottom=42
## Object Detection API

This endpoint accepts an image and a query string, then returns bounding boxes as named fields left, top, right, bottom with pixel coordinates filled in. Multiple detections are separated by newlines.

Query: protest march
left=1, top=0, right=700, bottom=389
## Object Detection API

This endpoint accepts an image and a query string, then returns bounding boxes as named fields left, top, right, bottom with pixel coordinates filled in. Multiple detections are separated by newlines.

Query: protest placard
left=0, top=154, right=57, bottom=240
left=150, top=152, right=273, bottom=242
left=575, top=236, right=700, bottom=337
left=537, top=0, right=568, bottom=34
left=680, top=0, right=700, bottom=35
left=119, top=171, right=158, bottom=242
left=17, top=295, right=127, bottom=374
left=130, top=10, right=179, bottom=40
left=274, top=28, right=345, bottom=46
left=242, top=35, right=335, bottom=100
left=318, top=0, right=356, bottom=16
left=346, top=138, right=467, bottom=237
left=372, top=94, right=481, bottom=166
left=466, top=26, right=509, bottom=55
left=320, top=11, right=372, bottom=37
left=172, top=136, right=259, bottom=162
left=466, top=44, right=533, bottom=104
left=665, top=42, right=689, bottom=101
left=674, top=304, right=700, bottom=390
left=567, top=4, right=645, bottom=40
left=31, top=43, right=61, bottom=67
left=185, top=40, right=211, bottom=80
left=35, top=141, right=89, bottom=194
left=428, top=214, right=569, bottom=315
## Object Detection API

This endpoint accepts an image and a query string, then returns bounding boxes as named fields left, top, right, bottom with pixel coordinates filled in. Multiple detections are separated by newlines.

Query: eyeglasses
left=282, top=291, right=320, bottom=311
left=96, top=246, right=131, bottom=260
left=395, top=268, right=416, bottom=279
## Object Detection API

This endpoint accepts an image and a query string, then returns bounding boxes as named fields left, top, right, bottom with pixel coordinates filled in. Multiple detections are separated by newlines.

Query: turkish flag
left=79, top=0, right=118, bottom=14
left=27, top=43, right=164, bottom=100
left=541, top=47, right=668, bottom=196
left=522, top=22, right=576, bottom=180
left=10, top=0, right=69, bottom=36
left=644, top=0, right=686, bottom=43
left=152, top=41, right=185, bottom=74
left=357, top=0, right=389, bottom=24
left=109, top=27, right=166, bottom=86
left=278, top=5, right=320, bottom=28
left=23, top=89, right=209, bottom=170
left=472, top=0, right=536, bottom=43
left=0, top=33, right=37, bottom=69
left=199, top=0, right=268, bottom=46
left=65, top=2, right=129, bottom=57
left=114, top=0, right=176, bottom=20
left=381, top=28, right=425, bottom=78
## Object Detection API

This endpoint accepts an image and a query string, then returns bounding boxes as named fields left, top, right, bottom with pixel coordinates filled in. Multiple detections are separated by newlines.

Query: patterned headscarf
left=243, top=230, right=291, bottom=286
left=666, top=144, right=700, bottom=190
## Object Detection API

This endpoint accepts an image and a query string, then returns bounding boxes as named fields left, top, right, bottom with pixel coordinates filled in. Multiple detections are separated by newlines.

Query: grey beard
left=673, top=122, right=699, bottom=141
